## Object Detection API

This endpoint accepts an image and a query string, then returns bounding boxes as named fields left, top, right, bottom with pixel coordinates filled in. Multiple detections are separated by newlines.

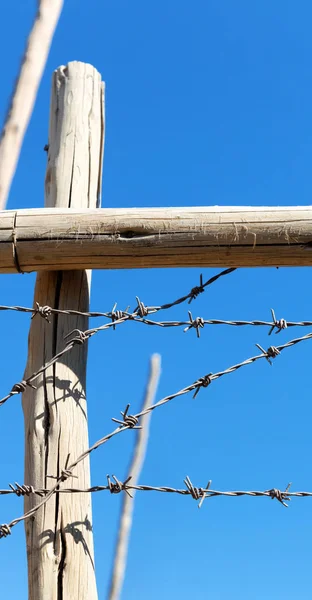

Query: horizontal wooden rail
left=1, top=206, right=312, bottom=273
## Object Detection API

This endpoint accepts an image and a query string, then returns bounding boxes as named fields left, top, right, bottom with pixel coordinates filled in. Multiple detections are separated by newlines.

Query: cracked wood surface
left=22, top=62, right=104, bottom=600
left=1, top=206, right=312, bottom=270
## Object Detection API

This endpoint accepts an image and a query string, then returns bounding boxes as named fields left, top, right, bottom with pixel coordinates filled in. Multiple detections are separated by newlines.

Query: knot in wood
left=0, top=524, right=11, bottom=538
left=32, top=302, right=52, bottom=322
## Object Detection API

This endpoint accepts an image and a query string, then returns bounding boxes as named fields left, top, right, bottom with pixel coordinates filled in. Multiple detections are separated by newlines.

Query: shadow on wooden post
left=22, top=62, right=105, bottom=600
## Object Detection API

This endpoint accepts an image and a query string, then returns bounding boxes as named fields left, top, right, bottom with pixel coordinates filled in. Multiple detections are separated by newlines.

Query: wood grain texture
left=1, top=206, right=312, bottom=270
left=22, top=62, right=104, bottom=600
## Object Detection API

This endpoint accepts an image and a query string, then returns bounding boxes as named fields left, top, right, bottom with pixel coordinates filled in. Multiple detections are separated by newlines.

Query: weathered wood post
left=22, top=61, right=104, bottom=599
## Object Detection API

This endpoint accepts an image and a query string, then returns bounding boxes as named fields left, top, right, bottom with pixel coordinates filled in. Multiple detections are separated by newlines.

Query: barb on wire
left=110, top=303, right=131, bottom=330
left=111, top=404, right=141, bottom=429
left=107, top=475, right=133, bottom=498
left=1, top=324, right=312, bottom=411
left=0, top=479, right=307, bottom=511
left=269, top=483, right=292, bottom=507
left=268, top=308, right=288, bottom=335
left=184, top=311, right=205, bottom=338
left=184, top=476, right=212, bottom=508
left=1, top=328, right=312, bottom=539
left=3, top=300, right=312, bottom=409
left=193, top=374, right=213, bottom=399
left=189, top=273, right=205, bottom=302
left=0, top=267, right=235, bottom=319
left=31, top=302, right=52, bottom=322
left=2, top=295, right=312, bottom=341
left=255, top=343, right=280, bottom=366
left=9, top=483, right=44, bottom=498
left=0, top=268, right=237, bottom=405
left=0, top=328, right=95, bottom=407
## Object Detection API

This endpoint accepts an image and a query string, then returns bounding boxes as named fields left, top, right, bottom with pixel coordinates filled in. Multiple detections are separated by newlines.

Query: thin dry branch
left=108, top=354, right=162, bottom=600
left=0, top=0, right=64, bottom=209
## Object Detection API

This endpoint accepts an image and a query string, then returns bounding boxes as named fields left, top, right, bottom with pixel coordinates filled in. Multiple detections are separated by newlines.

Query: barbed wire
left=1, top=265, right=310, bottom=408
left=0, top=268, right=234, bottom=406
left=1, top=275, right=311, bottom=338
left=1, top=328, right=312, bottom=538
left=0, top=268, right=235, bottom=405
left=2, top=316, right=312, bottom=409
left=1, top=301, right=305, bottom=337
left=2, top=290, right=312, bottom=408
left=0, top=267, right=235, bottom=320
left=0, top=478, right=310, bottom=512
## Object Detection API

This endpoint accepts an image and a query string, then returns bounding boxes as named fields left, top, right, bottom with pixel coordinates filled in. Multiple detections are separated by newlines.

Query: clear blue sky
left=1, top=2, right=312, bottom=598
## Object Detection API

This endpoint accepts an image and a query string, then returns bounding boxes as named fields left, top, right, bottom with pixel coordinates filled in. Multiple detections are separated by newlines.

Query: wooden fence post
left=2, top=206, right=312, bottom=272
left=22, top=62, right=104, bottom=599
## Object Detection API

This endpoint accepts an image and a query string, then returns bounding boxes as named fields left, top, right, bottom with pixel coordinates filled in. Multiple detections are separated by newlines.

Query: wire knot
left=256, top=343, right=281, bottom=365
left=268, top=483, right=291, bottom=507
left=112, top=404, right=142, bottom=429
left=64, top=329, right=91, bottom=345
left=269, top=309, right=287, bottom=335
left=9, top=483, right=37, bottom=497
left=124, top=414, right=139, bottom=427
left=32, top=302, right=52, bottom=323
left=107, top=475, right=133, bottom=497
left=59, top=460, right=77, bottom=483
left=47, top=455, right=77, bottom=484
left=135, top=297, right=149, bottom=317
left=267, top=346, right=280, bottom=358
left=184, top=476, right=211, bottom=508
left=110, top=303, right=130, bottom=329
left=11, top=380, right=36, bottom=394
left=184, top=311, right=205, bottom=338
left=0, top=524, right=11, bottom=538
left=193, top=373, right=212, bottom=398
left=189, top=274, right=205, bottom=303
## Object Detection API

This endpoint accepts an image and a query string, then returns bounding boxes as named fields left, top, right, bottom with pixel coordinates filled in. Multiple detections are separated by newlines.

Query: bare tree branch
left=0, top=0, right=64, bottom=210
left=108, top=354, right=162, bottom=600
